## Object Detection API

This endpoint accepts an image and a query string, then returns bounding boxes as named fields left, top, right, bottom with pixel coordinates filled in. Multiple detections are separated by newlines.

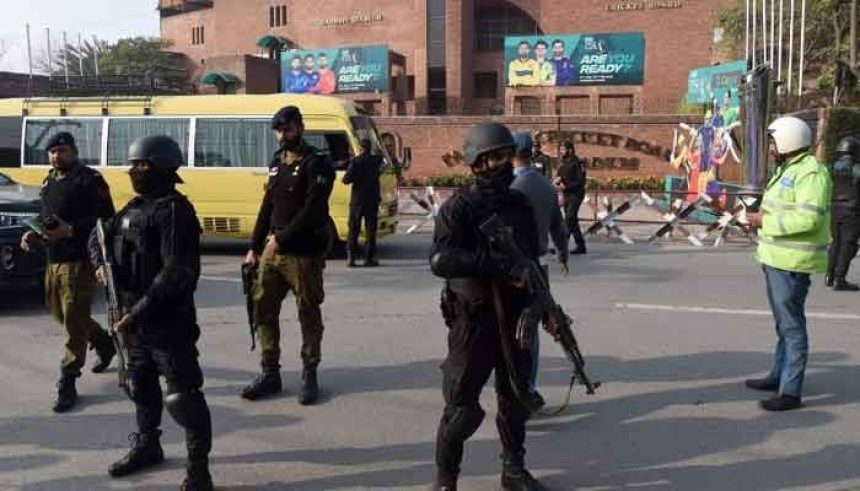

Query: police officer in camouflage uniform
left=241, top=106, right=335, bottom=405
left=826, top=136, right=860, bottom=291
left=89, top=135, right=213, bottom=491
left=531, top=137, right=555, bottom=178
left=20, top=132, right=116, bottom=413
left=432, top=123, right=543, bottom=491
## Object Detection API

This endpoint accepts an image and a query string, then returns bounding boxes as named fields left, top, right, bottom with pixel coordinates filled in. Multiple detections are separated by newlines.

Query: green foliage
left=99, top=37, right=185, bottom=79
left=40, top=38, right=110, bottom=76
left=677, top=98, right=704, bottom=115
left=402, top=174, right=476, bottom=188
left=403, top=175, right=664, bottom=191
left=586, top=176, right=664, bottom=191
left=823, top=108, right=860, bottom=162
left=716, top=0, right=854, bottom=94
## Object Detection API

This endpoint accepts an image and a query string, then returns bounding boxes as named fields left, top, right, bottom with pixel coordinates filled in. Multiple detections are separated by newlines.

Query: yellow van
left=0, top=93, right=409, bottom=241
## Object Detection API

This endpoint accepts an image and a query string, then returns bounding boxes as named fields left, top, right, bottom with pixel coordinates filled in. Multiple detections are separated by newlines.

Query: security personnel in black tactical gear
left=20, top=131, right=116, bottom=413
left=826, top=136, right=860, bottom=291
left=241, top=105, right=335, bottom=405
left=88, top=135, right=213, bottom=491
left=555, top=140, right=587, bottom=255
left=343, top=138, right=383, bottom=267
left=431, top=122, right=543, bottom=491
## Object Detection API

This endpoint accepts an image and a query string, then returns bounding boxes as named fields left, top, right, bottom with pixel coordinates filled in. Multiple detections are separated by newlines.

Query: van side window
left=107, top=118, right=190, bottom=166
left=24, top=119, right=102, bottom=166
left=195, top=118, right=276, bottom=168
left=0, top=116, right=22, bottom=168
left=304, top=132, right=350, bottom=170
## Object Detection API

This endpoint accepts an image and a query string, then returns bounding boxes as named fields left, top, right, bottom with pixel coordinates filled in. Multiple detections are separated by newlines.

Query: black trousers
left=347, top=202, right=379, bottom=258
left=127, top=341, right=212, bottom=462
left=828, top=210, right=860, bottom=278
left=435, top=303, right=531, bottom=481
left=564, top=194, right=586, bottom=250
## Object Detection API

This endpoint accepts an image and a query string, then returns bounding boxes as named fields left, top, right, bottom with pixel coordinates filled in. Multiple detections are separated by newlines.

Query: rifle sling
left=489, top=281, right=536, bottom=413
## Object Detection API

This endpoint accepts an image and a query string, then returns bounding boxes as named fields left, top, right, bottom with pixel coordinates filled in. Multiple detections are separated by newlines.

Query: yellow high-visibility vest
left=756, top=152, right=832, bottom=273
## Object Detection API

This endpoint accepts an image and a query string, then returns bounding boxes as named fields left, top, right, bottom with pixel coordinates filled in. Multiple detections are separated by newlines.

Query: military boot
left=240, top=371, right=282, bottom=401
left=91, top=337, right=117, bottom=374
left=298, top=365, right=319, bottom=405
left=108, top=431, right=164, bottom=477
left=180, top=459, right=214, bottom=491
left=52, top=372, right=77, bottom=413
left=833, top=277, right=860, bottom=291
left=501, top=455, right=541, bottom=491
left=364, top=255, right=379, bottom=267
left=825, top=275, right=835, bottom=287
left=432, top=470, right=458, bottom=491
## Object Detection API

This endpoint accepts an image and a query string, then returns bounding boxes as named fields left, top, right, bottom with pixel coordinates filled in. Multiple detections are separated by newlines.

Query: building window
left=515, top=96, right=541, bottom=115
left=192, top=26, right=205, bottom=45
left=473, top=72, right=498, bottom=99
left=599, top=95, right=634, bottom=115
left=556, top=95, right=591, bottom=115
left=427, top=0, right=446, bottom=114
left=474, top=3, right=539, bottom=52
left=269, top=4, right=288, bottom=27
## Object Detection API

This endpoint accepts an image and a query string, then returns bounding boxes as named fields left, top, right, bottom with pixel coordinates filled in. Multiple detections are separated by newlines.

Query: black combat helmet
left=128, top=135, right=185, bottom=183
left=835, top=136, right=860, bottom=158
left=271, top=105, right=303, bottom=129
left=462, top=122, right=515, bottom=166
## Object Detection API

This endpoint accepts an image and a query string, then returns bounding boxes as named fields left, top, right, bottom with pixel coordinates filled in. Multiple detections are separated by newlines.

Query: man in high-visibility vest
left=745, top=116, right=832, bottom=412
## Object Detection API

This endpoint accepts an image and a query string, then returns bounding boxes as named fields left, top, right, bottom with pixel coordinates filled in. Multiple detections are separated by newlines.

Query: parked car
left=0, top=172, right=44, bottom=292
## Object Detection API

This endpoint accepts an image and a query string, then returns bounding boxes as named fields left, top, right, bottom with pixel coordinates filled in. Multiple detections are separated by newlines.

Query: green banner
left=281, top=44, right=389, bottom=94
left=504, top=32, right=645, bottom=87
left=686, top=60, right=746, bottom=104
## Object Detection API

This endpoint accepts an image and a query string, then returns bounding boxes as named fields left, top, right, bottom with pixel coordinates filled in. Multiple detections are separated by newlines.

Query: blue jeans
left=763, top=265, right=811, bottom=397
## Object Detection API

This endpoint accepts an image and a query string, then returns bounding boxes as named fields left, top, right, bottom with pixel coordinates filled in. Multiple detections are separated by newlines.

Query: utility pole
left=851, top=0, right=857, bottom=68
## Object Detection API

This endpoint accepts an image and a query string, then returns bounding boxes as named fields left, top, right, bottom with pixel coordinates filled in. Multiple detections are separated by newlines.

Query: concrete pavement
left=0, top=234, right=859, bottom=490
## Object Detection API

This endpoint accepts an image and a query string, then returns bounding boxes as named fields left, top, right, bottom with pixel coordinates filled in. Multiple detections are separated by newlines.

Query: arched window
left=474, top=1, right=540, bottom=52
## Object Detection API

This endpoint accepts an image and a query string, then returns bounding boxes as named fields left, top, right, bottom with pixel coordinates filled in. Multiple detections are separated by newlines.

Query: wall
left=376, top=114, right=703, bottom=180
left=161, top=0, right=427, bottom=108
left=0, top=72, right=49, bottom=98
left=538, top=0, right=720, bottom=113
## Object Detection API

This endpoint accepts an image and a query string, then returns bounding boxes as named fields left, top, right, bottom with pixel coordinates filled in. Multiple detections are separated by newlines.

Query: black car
left=0, top=172, right=45, bottom=291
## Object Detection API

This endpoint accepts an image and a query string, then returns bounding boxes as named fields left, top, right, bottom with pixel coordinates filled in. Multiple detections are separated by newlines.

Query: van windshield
left=350, top=115, right=391, bottom=162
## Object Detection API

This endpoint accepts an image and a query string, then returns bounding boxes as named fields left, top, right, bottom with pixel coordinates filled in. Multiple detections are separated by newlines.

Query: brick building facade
left=159, top=0, right=731, bottom=116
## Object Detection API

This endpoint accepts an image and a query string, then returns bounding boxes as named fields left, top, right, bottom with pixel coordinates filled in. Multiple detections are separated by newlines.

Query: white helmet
left=768, top=116, right=812, bottom=155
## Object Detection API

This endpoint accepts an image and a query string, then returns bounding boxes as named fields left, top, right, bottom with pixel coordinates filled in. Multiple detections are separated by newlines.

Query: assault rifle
left=241, top=263, right=257, bottom=351
left=95, top=219, right=131, bottom=396
left=479, top=214, right=600, bottom=397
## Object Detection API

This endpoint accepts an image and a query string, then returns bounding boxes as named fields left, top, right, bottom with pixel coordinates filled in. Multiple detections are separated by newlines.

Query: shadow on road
left=206, top=351, right=859, bottom=490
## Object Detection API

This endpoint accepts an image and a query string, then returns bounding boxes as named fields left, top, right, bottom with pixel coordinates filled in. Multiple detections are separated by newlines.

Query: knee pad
left=165, top=390, right=209, bottom=429
left=443, top=404, right=485, bottom=443
left=128, top=375, right=160, bottom=405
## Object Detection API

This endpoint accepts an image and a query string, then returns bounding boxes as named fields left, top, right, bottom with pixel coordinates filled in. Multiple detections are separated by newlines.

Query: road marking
left=615, top=303, right=860, bottom=321
left=200, top=275, right=242, bottom=284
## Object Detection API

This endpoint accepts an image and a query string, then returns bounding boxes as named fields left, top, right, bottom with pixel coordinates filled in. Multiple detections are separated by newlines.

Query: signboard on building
left=503, top=32, right=645, bottom=87
left=686, top=60, right=746, bottom=104
left=280, top=44, right=389, bottom=94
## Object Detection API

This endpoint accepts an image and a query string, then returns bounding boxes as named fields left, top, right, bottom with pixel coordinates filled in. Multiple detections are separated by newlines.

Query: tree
left=37, top=36, right=188, bottom=82
left=717, top=0, right=857, bottom=98
left=38, top=37, right=110, bottom=77
left=98, top=37, right=187, bottom=80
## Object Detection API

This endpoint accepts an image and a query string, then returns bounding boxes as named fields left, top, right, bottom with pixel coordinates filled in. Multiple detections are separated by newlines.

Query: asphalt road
left=1, top=233, right=859, bottom=491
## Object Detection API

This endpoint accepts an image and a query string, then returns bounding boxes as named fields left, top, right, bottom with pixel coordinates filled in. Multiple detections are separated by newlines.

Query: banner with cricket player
left=669, top=61, right=747, bottom=204
left=280, top=44, right=390, bottom=94
left=503, top=32, right=645, bottom=87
